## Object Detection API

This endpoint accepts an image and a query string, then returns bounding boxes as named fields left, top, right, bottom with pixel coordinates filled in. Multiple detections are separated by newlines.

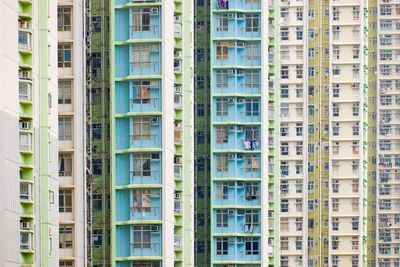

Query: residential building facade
left=0, top=0, right=59, bottom=266
left=110, top=0, right=194, bottom=266
left=57, top=0, right=87, bottom=266
left=209, top=0, right=280, bottom=266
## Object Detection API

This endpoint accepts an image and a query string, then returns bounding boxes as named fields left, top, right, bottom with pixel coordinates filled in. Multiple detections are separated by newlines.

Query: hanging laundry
left=245, top=224, right=249, bottom=232
left=244, top=140, right=251, bottom=150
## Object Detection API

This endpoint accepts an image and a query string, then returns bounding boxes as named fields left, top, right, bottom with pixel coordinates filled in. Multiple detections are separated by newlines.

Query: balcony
left=131, top=242, right=161, bottom=257
left=174, top=199, right=182, bottom=215
left=20, top=232, right=33, bottom=252
left=214, top=0, right=261, bottom=10
left=174, top=165, right=182, bottom=180
left=130, top=10, right=161, bottom=39
left=18, top=31, right=31, bottom=51
left=213, top=181, right=261, bottom=206
left=19, top=132, right=32, bottom=152
left=19, top=82, right=32, bottom=103
left=174, top=126, right=182, bottom=145
left=174, top=94, right=182, bottom=109
left=213, top=69, right=261, bottom=95
left=174, top=235, right=182, bottom=250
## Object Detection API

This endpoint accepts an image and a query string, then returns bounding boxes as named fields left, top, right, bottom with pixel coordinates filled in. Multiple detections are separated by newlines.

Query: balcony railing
left=130, top=24, right=159, bottom=35
left=174, top=165, right=182, bottom=180
left=174, top=200, right=182, bottom=215
left=130, top=61, right=158, bottom=72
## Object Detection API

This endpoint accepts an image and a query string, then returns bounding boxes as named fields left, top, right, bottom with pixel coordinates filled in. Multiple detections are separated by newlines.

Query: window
left=216, top=14, right=228, bottom=32
left=333, top=7, right=340, bottom=20
left=216, top=42, right=228, bottom=60
left=245, top=70, right=259, bottom=88
left=308, top=67, right=314, bottom=77
left=133, top=225, right=152, bottom=248
left=132, top=8, right=151, bottom=32
left=216, top=237, right=228, bottom=255
left=244, top=42, right=259, bottom=60
left=244, top=98, right=259, bottom=116
left=20, top=182, right=32, bottom=201
left=92, top=158, right=102, bottom=175
left=216, top=210, right=228, bottom=227
left=280, top=86, right=289, bottom=98
left=58, top=7, right=71, bottom=31
left=132, top=44, right=153, bottom=68
left=244, top=154, right=259, bottom=172
left=245, top=14, right=259, bottom=32
left=132, top=153, right=156, bottom=176
left=58, top=44, right=72, bottom=67
left=59, top=117, right=72, bottom=140
left=132, top=189, right=156, bottom=212
left=296, top=7, right=303, bottom=21
left=93, top=194, right=102, bottom=210
left=281, top=142, right=289, bottom=156
left=296, top=27, right=303, bottom=40
left=91, top=88, right=102, bottom=105
left=281, top=65, right=289, bottom=79
left=332, top=26, right=340, bottom=40
left=132, top=81, right=151, bottom=104
left=280, top=237, right=288, bottom=250
left=59, top=225, right=73, bottom=248
left=19, top=132, right=32, bottom=151
left=216, top=98, right=228, bottom=116
left=216, top=154, right=228, bottom=172
left=281, top=27, right=289, bottom=40
left=93, top=230, right=103, bottom=247
left=332, top=199, right=339, bottom=211
left=216, top=126, right=228, bottom=144
left=59, top=153, right=72, bottom=176
left=352, top=217, right=359, bottom=230
left=59, top=190, right=72, bottom=212
left=58, top=80, right=72, bottom=104
left=133, top=117, right=152, bottom=140
left=245, top=182, right=259, bottom=200
left=244, top=237, right=259, bottom=255
left=296, top=65, right=303, bottom=78
left=216, top=182, right=229, bottom=200
left=353, top=45, right=359, bottom=59
left=216, top=70, right=228, bottom=88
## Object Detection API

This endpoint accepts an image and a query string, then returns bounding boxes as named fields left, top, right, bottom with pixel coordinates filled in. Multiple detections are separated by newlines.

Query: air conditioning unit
left=380, top=88, right=386, bottom=94
left=228, top=209, right=235, bottom=215
left=19, top=71, right=31, bottom=80
left=237, top=98, right=244, bottom=104
left=174, top=16, right=181, bottom=22
left=237, top=13, right=244, bottom=18
left=237, top=126, right=244, bottom=132
left=228, top=13, right=235, bottom=18
left=227, top=69, right=234, bottom=75
left=228, top=153, right=235, bottom=159
left=237, top=42, right=245, bottom=47
left=151, top=225, right=160, bottom=232
left=151, top=117, right=159, bottom=123
left=227, top=98, right=235, bottom=103
left=228, top=126, right=235, bottom=132
left=20, top=121, right=30, bottom=130
left=21, top=222, right=30, bottom=230
left=175, top=193, right=181, bottom=199
left=150, top=7, right=159, bottom=14
left=174, top=86, right=182, bottom=93
left=228, top=237, right=235, bottom=242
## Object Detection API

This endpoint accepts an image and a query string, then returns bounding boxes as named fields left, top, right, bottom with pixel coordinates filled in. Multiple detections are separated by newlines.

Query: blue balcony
left=115, top=224, right=162, bottom=258
left=213, top=69, right=261, bottom=95
left=213, top=13, right=261, bottom=39
left=214, top=0, right=261, bottom=10
left=213, top=97, right=261, bottom=123
left=213, top=236, right=261, bottom=262
left=117, top=261, right=162, bottom=267
left=131, top=225, right=162, bottom=257
left=214, top=41, right=261, bottom=67
left=115, top=80, right=161, bottom=114
left=115, top=153, right=161, bottom=186
left=213, top=153, right=261, bottom=179
left=213, top=125, right=260, bottom=151
left=115, top=188, right=161, bottom=221
left=130, top=7, right=161, bottom=39
left=213, top=209, right=261, bottom=234
left=132, top=189, right=162, bottom=220
left=213, top=181, right=261, bottom=206
left=115, top=116, right=161, bottom=150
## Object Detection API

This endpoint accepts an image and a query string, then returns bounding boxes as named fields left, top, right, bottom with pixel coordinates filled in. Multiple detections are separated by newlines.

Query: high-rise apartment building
left=3, top=1, right=400, bottom=267
left=110, top=0, right=194, bottom=266
left=209, top=0, right=280, bottom=266
left=57, top=0, right=87, bottom=266
left=0, top=0, right=59, bottom=266
left=85, top=0, right=113, bottom=265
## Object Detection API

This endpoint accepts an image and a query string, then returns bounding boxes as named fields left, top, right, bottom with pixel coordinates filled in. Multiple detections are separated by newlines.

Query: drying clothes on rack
left=244, top=140, right=251, bottom=150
